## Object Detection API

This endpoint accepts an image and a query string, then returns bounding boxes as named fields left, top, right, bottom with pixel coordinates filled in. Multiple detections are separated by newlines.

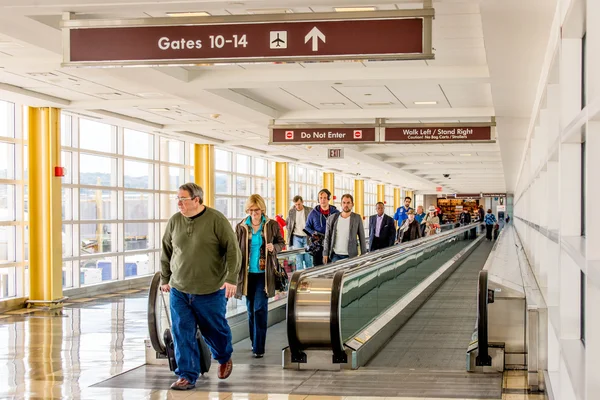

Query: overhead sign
left=62, top=10, right=433, bottom=66
left=384, top=125, right=492, bottom=142
left=482, top=193, right=506, bottom=198
left=271, top=127, right=376, bottom=144
left=328, top=148, right=345, bottom=159
left=454, top=194, right=482, bottom=199
left=436, top=186, right=443, bottom=192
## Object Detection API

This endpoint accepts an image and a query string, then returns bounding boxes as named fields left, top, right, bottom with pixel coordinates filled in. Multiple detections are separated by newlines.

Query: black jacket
left=460, top=212, right=471, bottom=225
left=368, top=213, right=395, bottom=251
left=398, top=219, right=423, bottom=243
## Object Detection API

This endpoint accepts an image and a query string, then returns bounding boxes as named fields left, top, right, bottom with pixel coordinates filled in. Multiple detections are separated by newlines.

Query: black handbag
left=273, top=260, right=289, bottom=292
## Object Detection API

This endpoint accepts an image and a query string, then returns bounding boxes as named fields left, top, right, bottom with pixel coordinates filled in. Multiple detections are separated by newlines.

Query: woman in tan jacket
left=234, top=194, right=285, bottom=358
left=423, top=205, right=440, bottom=236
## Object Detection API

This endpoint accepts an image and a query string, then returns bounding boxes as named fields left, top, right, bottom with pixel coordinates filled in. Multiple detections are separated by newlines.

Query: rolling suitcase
left=163, top=326, right=212, bottom=375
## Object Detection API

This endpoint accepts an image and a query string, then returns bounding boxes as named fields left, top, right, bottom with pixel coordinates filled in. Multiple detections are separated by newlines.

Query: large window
left=385, top=185, right=395, bottom=216
left=0, top=101, right=26, bottom=300
left=61, top=116, right=193, bottom=288
left=289, top=165, right=322, bottom=209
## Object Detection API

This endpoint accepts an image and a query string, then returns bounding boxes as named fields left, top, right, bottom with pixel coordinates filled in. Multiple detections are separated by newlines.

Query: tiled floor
left=0, top=287, right=546, bottom=400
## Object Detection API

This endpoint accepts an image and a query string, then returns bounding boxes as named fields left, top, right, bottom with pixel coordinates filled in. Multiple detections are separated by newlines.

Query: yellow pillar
left=377, top=184, right=385, bottom=203
left=275, top=162, right=289, bottom=217
left=394, top=188, right=402, bottom=211
left=323, top=172, right=335, bottom=204
left=194, top=144, right=214, bottom=208
left=28, top=107, right=63, bottom=304
left=354, top=179, right=364, bottom=217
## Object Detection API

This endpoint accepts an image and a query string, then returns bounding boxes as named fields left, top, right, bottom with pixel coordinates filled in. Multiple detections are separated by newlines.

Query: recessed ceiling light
left=334, top=6, right=377, bottom=12
left=166, top=11, right=211, bottom=17
left=414, top=101, right=438, bottom=105
left=247, top=8, right=293, bottom=14
left=137, top=92, right=165, bottom=98
left=459, top=153, right=472, bottom=156
left=333, top=82, right=343, bottom=85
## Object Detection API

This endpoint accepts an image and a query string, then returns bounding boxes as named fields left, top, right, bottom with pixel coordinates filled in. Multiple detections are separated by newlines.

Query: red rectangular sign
left=67, top=18, right=424, bottom=64
left=385, top=126, right=492, bottom=142
left=272, top=128, right=376, bottom=144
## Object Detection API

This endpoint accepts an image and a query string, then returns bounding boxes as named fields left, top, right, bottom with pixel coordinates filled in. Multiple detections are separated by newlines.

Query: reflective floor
left=0, top=289, right=545, bottom=400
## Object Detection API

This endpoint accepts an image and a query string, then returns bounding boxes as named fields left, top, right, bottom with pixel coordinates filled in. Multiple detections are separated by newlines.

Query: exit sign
left=328, top=148, right=344, bottom=159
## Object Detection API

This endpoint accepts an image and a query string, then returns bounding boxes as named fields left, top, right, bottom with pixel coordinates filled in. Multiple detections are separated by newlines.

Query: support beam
left=28, top=107, right=63, bottom=305
left=275, top=162, right=289, bottom=218
left=354, top=179, right=365, bottom=218
left=394, top=188, right=401, bottom=212
left=323, top=172, right=335, bottom=205
left=377, top=184, right=385, bottom=203
left=194, top=144, right=215, bottom=208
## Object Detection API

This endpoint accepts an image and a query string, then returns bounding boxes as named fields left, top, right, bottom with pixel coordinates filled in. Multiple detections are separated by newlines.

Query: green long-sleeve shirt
left=160, top=207, right=241, bottom=295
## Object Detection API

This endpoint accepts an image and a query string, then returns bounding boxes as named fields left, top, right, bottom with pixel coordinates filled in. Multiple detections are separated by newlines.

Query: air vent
left=366, top=102, right=393, bottom=106
left=27, top=72, right=58, bottom=77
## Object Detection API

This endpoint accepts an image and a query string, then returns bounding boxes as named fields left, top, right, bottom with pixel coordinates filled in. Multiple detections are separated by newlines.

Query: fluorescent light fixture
left=413, top=101, right=438, bottom=105
left=247, top=8, right=293, bottom=14
left=166, top=11, right=211, bottom=17
left=459, top=153, right=472, bottom=156
left=366, top=102, right=393, bottom=106
left=320, top=102, right=346, bottom=106
left=147, top=108, right=170, bottom=112
left=334, top=6, right=377, bottom=12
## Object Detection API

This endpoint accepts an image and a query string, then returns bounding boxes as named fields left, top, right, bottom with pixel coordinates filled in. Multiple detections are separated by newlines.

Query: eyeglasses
left=247, top=208, right=262, bottom=214
left=175, top=196, right=195, bottom=202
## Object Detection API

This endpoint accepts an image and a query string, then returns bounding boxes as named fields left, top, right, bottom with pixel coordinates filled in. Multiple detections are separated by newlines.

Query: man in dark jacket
left=459, top=209, right=472, bottom=225
left=369, top=202, right=395, bottom=251
left=397, top=209, right=422, bottom=243
left=305, top=189, right=339, bottom=266
left=322, top=194, right=367, bottom=263
left=286, top=195, right=313, bottom=270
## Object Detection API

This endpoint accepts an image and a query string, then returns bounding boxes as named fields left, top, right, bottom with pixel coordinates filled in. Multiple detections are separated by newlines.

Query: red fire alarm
left=333, top=196, right=337, bottom=200
left=54, top=166, right=66, bottom=177
left=384, top=201, right=387, bottom=204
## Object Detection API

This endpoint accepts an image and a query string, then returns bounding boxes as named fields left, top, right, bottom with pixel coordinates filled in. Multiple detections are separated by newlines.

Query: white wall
left=513, top=0, right=598, bottom=398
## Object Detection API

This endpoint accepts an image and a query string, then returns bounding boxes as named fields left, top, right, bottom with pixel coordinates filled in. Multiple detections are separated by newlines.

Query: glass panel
left=0, top=101, right=15, bottom=138
left=24, top=185, right=28, bottom=221
left=61, top=113, right=72, bottom=147
left=236, top=154, right=250, bottom=174
left=61, top=151, right=72, bottom=184
left=124, top=223, right=153, bottom=251
left=215, top=149, right=232, bottom=171
left=24, top=225, right=29, bottom=261
left=235, top=198, right=246, bottom=219
left=288, top=164, right=295, bottom=181
left=125, top=192, right=153, bottom=220
left=125, top=253, right=154, bottom=278
left=0, top=142, right=15, bottom=179
left=235, top=176, right=251, bottom=196
left=254, top=178, right=268, bottom=197
left=160, top=166, right=185, bottom=191
left=80, top=154, right=117, bottom=186
left=62, top=224, right=73, bottom=257
left=62, top=261, right=73, bottom=289
left=0, top=267, right=16, bottom=299
left=0, top=226, right=16, bottom=262
left=79, top=119, right=115, bottom=153
left=80, top=223, right=116, bottom=255
left=62, top=188, right=72, bottom=221
left=0, top=184, right=15, bottom=221
left=80, top=256, right=117, bottom=284
left=160, top=138, right=184, bottom=164
left=124, top=160, right=153, bottom=189
left=79, top=190, right=117, bottom=220
left=215, top=197, right=232, bottom=219
left=298, top=167, right=306, bottom=183
left=254, top=158, right=267, bottom=177
left=216, top=173, right=232, bottom=194
left=308, top=169, right=317, bottom=184
left=124, top=129, right=153, bottom=159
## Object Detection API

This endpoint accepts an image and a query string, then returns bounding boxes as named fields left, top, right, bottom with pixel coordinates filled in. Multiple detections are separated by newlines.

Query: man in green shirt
left=161, top=183, right=241, bottom=390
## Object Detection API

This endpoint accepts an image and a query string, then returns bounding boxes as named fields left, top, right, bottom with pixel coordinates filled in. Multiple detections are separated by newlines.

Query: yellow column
left=275, top=162, right=289, bottom=217
left=354, top=179, right=364, bottom=217
left=194, top=144, right=214, bottom=208
left=377, top=184, right=385, bottom=203
left=28, top=107, right=63, bottom=304
left=394, top=188, right=402, bottom=211
left=323, top=172, right=335, bottom=204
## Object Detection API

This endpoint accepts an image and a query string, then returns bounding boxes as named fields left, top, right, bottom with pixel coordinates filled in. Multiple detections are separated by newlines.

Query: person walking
left=305, top=189, right=339, bottom=266
left=415, top=205, right=427, bottom=236
left=235, top=194, right=285, bottom=359
left=423, top=206, right=440, bottom=236
left=285, top=196, right=313, bottom=270
left=393, top=196, right=413, bottom=229
left=161, top=183, right=241, bottom=390
left=397, top=209, right=422, bottom=243
left=484, top=209, right=497, bottom=240
left=322, top=194, right=367, bottom=263
left=368, top=202, right=396, bottom=251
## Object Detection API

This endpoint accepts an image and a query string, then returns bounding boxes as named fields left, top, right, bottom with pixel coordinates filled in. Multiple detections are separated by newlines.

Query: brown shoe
left=217, top=359, right=233, bottom=379
left=170, top=377, right=195, bottom=390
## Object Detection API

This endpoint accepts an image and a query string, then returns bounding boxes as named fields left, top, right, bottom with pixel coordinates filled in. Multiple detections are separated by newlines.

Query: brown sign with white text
left=272, top=128, right=376, bottom=144
left=385, top=126, right=492, bottom=142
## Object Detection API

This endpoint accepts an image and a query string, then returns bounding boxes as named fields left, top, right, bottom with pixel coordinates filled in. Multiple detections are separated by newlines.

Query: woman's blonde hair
left=245, top=194, right=267, bottom=216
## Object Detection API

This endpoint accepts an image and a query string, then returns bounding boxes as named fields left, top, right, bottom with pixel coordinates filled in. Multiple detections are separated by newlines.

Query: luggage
left=163, top=326, right=212, bottom=375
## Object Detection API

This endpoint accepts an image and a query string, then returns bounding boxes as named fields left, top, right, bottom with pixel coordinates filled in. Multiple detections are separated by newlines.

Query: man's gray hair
left=179, top=182, right=204, bottom=204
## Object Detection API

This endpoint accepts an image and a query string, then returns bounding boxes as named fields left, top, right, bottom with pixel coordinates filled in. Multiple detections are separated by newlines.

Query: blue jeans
left=331, top=253, right=349, bottom=262
left=246, top=273, right=268, bottom=354
left=170, top=287, right=233, bottom=384
left=292, top=235, right=313, bottom=270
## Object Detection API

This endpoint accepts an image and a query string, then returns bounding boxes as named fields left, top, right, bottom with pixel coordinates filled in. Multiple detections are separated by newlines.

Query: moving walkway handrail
left=287, top=223, right=480, bottom=363
left=476, top=270, right=492, bottom=366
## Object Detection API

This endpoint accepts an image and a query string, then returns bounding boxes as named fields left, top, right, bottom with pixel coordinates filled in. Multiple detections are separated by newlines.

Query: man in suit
left=369, top=202, right=395, bottom=251
left=322, top=194, right=367, bottom=264
left=285, top=195, right=313, bottom=270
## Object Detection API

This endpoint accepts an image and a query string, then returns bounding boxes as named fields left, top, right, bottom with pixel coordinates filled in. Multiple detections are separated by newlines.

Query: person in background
left=397, top=209, right=422, bottom=243
left=274, top=214, right=286, bottom=250
left=286, top=196, right=313, bottom=270
left=415, top=205, right=427, bottom=236
left=424, top=206, right=440, bottom=236
left=369, top=202, right=396, bottom=251
left=305, top=189, right=339, bottom=266
left=484, top=209, right=497, bottom=240
left=235, top=194, right=285, bottom=359
left=161, top=183, right=240, bottom=390
left=323, top=194, right=367, bottom=263
left=459, top=208, right=472, bottom=225
left=394, top=197, right=413, bottom=229
left=478, top=204, right=486, bottom=233
left=436, top=207, right=445, bottom=225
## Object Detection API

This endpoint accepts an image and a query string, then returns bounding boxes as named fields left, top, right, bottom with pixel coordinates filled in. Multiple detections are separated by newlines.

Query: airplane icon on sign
left=272, top=33, right=285, bottom=47
left=269, top=31, right=287, bottom=49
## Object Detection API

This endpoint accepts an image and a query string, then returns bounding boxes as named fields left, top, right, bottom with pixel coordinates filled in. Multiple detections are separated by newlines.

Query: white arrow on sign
left=304, top=26, right=326, bottom=51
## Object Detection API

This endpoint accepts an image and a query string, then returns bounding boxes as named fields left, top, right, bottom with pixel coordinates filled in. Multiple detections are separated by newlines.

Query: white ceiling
left=0, top=0, right=558, bottom=194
